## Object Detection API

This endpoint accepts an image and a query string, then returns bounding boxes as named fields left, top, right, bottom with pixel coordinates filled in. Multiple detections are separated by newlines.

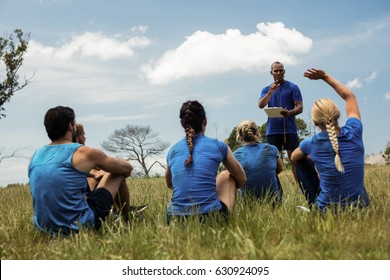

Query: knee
left=217, top=170, right=231, bottom=183
left=217, top=170, right=238, bottom=188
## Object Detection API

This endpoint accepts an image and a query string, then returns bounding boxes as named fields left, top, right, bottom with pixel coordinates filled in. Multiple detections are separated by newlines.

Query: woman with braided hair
left=165, top=100, right=246, bottom=224
left=291, top=68, right=370, bottom=211
left=233, top=120, right=283, bottom=202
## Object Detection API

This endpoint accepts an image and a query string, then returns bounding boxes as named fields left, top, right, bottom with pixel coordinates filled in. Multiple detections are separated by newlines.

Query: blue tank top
left=166, top=135, right=228, bottom=216
left=28, top=143, right=94, bottom=235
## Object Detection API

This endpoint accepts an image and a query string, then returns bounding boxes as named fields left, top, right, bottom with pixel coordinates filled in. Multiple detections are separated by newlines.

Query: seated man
left=73, top=122, right=147, bottom=214
left=28, top=106, right=133, bottom=236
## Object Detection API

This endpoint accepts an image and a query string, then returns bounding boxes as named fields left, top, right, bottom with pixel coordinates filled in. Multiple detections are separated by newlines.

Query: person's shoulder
left=284, top=80, right=297, bottom=86
left=261, top=142, right=279, bottom=154
left=167, top=138, right=186, bottom=153
left=345, top=117, right=362, bottom=126
left=263, top=142, right=277, bottom=150
left=284, top=80, right=301, bottom=90
left=210, top=137, right=228, bottom=148
left=233, top=145, right=244, bottom=154
left=341, top=117, right=363, bottom=136
left=74, top=145, right=105, bottom=159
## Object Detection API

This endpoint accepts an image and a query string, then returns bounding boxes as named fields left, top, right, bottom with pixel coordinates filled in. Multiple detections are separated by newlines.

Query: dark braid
left=184, top=126, right=196, bottom=166
left=179, top=101, right=205, bottom=166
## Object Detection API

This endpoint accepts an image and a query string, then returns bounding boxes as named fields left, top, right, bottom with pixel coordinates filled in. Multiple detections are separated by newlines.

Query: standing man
left=258, top=61, right=303, bottom=179
left=28, top=106, right=133, bottom=236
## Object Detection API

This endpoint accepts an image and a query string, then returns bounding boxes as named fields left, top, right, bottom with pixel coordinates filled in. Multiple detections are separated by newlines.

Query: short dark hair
left=271, top=61, right=284, bottom=70
left=44, top=106, right=75, bottom=141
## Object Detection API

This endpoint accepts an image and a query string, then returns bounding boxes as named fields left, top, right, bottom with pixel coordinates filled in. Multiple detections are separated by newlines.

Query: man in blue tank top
left=28, top=106, right=133, bottom=236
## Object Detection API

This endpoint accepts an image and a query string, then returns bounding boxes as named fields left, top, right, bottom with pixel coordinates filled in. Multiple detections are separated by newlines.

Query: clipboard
left=264, top=107, right=285, bottom=118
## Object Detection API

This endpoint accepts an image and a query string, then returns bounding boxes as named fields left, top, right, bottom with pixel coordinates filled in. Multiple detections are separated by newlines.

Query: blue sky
left=0, top=0, right=389, bottom=186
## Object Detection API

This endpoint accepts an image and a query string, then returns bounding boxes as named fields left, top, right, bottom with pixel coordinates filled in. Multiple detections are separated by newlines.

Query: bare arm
left=258, top=81, right=281, bottom=108
left=73, top=146, right=132, bottom=177
left=222, top=147, right=247, bottom=187
left=304, top=68, right=361, bottom=120
left=291, top=147, right=306, bottom=164
left=281, top=100, right=303, bottom=118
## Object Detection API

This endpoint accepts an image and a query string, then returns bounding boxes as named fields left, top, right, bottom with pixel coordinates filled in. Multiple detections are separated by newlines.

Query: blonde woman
left=291, top=68, right=370, bottom=210
left=233, top=120, right=283, bottom=202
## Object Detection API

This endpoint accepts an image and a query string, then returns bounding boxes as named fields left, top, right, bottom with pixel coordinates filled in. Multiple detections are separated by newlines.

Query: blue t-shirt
left=233, top=143, right=281, bottom=199
left=260, top=80, right=302, bottom=135
left=28, top=143, right=94, bottom=236
left=166, top=134, right=228, bottom=216
left=299, top=118, right=369, bottom=209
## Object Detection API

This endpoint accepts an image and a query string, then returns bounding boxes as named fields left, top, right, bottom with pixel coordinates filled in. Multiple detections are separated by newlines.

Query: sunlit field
left=1, top=165, right=389, bottom=260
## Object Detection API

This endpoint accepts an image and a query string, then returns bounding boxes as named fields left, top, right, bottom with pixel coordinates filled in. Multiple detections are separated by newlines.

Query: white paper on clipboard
left=264, top=107, right=284, bottom=118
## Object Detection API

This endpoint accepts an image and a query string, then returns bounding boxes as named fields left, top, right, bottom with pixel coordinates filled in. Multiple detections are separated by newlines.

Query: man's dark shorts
left=86, top=188, right=113, bottom=230
left=266, top=134, right=299, bottom=152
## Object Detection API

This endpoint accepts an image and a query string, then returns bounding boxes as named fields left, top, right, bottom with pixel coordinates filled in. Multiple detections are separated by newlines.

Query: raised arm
left=258, top=81, right=281, bottom=108
left=304, top=68, right=361, bottom=120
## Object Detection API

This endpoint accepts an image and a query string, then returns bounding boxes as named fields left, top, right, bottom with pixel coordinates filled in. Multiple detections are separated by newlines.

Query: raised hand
left=303, top=68, right=327, bottom=80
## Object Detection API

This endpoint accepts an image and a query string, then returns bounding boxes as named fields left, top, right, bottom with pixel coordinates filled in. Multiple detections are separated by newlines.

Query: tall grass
left=0, top=166, right=389, bottom=260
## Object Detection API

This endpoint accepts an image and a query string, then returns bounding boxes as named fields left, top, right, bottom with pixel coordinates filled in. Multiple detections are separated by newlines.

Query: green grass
left=1, top=166, right=389, bottom=260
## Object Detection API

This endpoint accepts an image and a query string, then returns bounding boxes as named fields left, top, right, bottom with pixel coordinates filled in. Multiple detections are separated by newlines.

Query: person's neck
left=50, top=136, right=72, bottom=145
left=319, top=125, right=340, bottom=135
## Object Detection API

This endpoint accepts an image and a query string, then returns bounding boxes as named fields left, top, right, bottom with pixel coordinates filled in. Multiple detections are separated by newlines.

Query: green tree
left=295, top=117, right=310, bottom=142
left=382, top=141, right=390, bottom=165
left=0, top=29, right=31, bottom=119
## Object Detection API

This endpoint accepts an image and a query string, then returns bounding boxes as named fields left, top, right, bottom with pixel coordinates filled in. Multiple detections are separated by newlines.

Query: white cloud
left=142, top=22, right=312, bottom=85
left=365, top=71, right=377, bottom=82
left=346, top=78, right=363, bottom=89
left=131, top=25, right=148, bottom=34
left=28, top=32, right=150, bottom=61
left=385, top=92, right=390, bottom=100
left=346, top=71, right=377, bottom=90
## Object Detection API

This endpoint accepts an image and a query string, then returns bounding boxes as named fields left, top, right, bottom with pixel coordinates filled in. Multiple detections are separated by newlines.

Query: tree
left=0, top=147, right=29, bottom=166
left=101, top=125, right=170, bottom=177
left=0, top=29, right=32, bottom=119
left=295, top=117, right=310, bottom=142
left=382, top=141, right=390, bottom=165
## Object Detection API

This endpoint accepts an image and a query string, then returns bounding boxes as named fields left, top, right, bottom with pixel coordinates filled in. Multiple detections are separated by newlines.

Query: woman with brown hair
left=165, top=100, right=246, bottom=224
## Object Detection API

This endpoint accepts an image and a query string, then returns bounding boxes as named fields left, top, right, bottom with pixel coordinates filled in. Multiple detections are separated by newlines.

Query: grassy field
left=0, top=165, right=389, bottom=260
